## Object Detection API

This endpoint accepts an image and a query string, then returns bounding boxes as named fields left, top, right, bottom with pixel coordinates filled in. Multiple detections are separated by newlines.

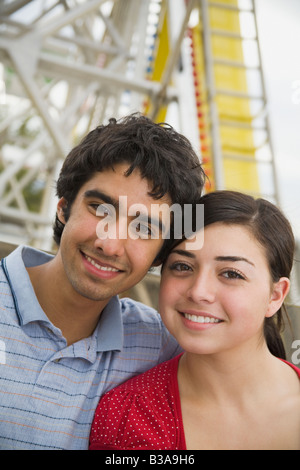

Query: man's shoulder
left=1, top=244, right=52, bottom=271
left=0, top=260, right=9, bottom=286
left=119, top=296, right=162, bottom=325
left=117, top=297, right=181, bottom=362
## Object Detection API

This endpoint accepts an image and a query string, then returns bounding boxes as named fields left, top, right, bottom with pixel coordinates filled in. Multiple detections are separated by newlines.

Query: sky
left=254, top=0, right=300, bottom=240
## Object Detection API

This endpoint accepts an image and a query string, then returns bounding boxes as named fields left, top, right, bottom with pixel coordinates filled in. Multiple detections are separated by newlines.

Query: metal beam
left=150, top=0, right=197, bottom=119
left=200, top=0, right=224, bottom=189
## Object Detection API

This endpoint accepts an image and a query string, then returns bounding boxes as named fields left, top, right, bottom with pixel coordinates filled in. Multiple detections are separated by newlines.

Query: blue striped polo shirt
left=0, top=245, right=180, bottom=449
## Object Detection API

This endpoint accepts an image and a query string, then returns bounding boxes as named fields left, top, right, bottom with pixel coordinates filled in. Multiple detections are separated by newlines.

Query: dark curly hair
left=53, top=113, right=206, bottom=263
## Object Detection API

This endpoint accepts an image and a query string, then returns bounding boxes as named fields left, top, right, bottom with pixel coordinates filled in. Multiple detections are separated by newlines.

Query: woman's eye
left=222, top=270, right=245, bottom=280
left=169, top=262, right=192, bottom=272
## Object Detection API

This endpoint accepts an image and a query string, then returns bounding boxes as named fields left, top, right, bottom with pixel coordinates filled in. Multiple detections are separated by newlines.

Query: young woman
left=89, top=191, right=300, bottom=450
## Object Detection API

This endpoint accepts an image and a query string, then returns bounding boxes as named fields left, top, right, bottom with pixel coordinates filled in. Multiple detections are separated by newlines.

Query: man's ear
left=57, top=197, right=68, bottom=224
left=265, top=277, right=290, bottom=319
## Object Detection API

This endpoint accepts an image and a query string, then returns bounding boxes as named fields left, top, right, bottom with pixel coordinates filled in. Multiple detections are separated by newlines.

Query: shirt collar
left=2, top=245, right=124, bottom=352
left=3, top=245, right=53, bottom=325
left=94, top=295, right=123, bottom=352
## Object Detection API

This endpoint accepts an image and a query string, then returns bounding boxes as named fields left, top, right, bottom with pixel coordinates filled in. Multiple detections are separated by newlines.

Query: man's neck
left=26, top=258, right=108, bottom=345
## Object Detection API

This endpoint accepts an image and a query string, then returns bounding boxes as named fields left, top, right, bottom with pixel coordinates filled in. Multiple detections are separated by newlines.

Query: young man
left=0, top=114, right=205, bottom=449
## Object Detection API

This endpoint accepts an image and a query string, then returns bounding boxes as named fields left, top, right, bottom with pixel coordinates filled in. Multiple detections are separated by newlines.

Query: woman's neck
left=177, top=344, right=300, bottom=450
left=178, top=344, right=290, bottom=409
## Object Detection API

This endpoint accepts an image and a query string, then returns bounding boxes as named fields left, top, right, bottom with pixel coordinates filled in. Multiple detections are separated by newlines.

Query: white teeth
left=184, top=313, right=221, bottom=324
left=85, top=255, right=119, bottom=272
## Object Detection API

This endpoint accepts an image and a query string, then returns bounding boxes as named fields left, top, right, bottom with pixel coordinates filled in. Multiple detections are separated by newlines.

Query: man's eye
left=136, top=223, right=152, bottom=238
left=95, top=203, right=113, bottom=217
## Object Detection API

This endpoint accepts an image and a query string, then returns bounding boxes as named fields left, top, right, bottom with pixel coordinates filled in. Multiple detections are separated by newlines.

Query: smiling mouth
left=83, top=253, right=122, bottom=272
left=182, top=312, right=222, bottom=324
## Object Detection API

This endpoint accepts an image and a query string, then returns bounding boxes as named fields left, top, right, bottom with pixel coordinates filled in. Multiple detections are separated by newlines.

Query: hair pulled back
left=196, top=190, right=295, bottom=359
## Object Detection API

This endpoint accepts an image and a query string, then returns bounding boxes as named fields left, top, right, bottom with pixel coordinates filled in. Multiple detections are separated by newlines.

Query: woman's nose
left=186, top=272, right=216, bottom=304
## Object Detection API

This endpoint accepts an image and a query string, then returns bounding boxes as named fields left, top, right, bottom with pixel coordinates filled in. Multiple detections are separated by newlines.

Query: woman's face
left=159, top=223, right=289, bottom=356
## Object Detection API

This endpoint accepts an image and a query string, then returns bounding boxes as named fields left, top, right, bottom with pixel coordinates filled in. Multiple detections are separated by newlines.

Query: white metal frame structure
left=0, top=0, right=196, bottom=249
left=0, top=0, right=280, bottom=251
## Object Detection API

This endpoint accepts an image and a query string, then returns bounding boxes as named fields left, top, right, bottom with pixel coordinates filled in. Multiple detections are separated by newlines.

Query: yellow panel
left=190, top=0, right=259, bottom=193
left=144, top=3, right=170, bottom=122
left=146, top=0, right=259, bottom=193
left=209, top=0, right=259, bottom=192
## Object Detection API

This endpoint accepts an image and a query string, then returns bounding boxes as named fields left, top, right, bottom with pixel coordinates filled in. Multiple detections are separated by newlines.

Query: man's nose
left=95, top=218, right=127, bottom=257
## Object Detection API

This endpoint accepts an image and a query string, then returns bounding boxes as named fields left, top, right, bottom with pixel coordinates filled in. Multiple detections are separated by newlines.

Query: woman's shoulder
left=89, top=354, right=184, bottom=450
left=280, top=359, right=300, bottom=378
left=107, top=353, right=182, bottom=398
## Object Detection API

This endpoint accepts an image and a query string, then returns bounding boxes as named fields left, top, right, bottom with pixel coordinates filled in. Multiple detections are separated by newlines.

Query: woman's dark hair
left=53, top=113, right=206, bottom=262
left=197, top=190, right=295, bottom=359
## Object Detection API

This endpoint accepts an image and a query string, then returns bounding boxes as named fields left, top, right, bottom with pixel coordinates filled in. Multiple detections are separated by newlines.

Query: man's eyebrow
left=215, top=256, right=255, bottom=267
left=83, top=190, right=118, bottom=208
left=84, top=190, right=166, bottom=232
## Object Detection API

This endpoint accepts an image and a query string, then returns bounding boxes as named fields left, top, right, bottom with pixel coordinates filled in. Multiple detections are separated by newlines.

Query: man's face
left=56, top=163, right=171, bottom=304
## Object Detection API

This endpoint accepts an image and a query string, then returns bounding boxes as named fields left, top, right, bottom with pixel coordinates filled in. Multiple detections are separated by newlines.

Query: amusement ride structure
left=0, top=0, right=278, bottom=247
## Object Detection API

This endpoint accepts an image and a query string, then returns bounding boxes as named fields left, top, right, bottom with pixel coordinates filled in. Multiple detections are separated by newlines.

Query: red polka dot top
left=89, top=354, right=300, bottom=450
left=89, top=354, right=186, bottom=450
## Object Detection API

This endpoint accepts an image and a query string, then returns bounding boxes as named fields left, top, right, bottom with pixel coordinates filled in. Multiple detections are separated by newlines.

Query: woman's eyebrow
left=171, top=251, right=255, bottom=266
left=171, top=249, right=196, bottom=259
left=215, top=256, right=255, bottom=267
